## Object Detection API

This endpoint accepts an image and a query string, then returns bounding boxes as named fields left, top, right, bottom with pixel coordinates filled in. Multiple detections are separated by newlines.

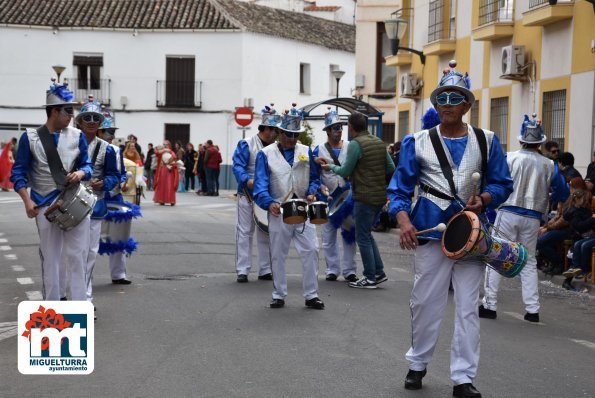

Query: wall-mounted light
left=52, top=26, right=59, bottom=35
left=385, top=9, right=426, bottom=64
left=132, top=29, right=138, bottom=37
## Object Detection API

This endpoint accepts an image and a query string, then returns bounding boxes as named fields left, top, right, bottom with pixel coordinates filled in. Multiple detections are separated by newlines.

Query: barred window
left=428, top=0, right=445, bottom=43
left=381, top=123, right=395, bottom=144
left=398, top=111, right=410, bottom=140
left=478, top=0, right=514, bottom=26
left=470, top=100, right=480, bottom=127
left=490, top=97, right=509, bottom=152
left=542, top=90, right=566, bottom=150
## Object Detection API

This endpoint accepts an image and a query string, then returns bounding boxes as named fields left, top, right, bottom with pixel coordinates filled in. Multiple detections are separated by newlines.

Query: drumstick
left=414, top=223, right=446, bottom=236
left=471, top=172, right=481, bottom=197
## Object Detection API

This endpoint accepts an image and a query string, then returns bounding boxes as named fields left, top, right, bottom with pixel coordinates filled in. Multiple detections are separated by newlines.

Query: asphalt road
left=0, top=190, right=594, bottom=398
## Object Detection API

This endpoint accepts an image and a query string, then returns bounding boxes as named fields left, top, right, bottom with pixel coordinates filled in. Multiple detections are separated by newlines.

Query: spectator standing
left=144, top=143, right=154, bottom=190
left=543, top=140, right=560, bottom=161
left=0, top=140, right=15, bottom=191
left=585, top=150, right=595, bottom=194
left=196, top=143, right=207, bottom=195
left=153, top=140, right=178, bottom=205
left=124, top=141, right=143, bottom=166
left=184, top=143, right=197, bottom=191
left=127, top=134, right=143, bottom=163
left=204, top=140, right=220, bottom=196
left=558, top=152, right=582, bottom=182
left=318, top=111, right=395, bottom=289
left=175, top=141, right=185, bottom=164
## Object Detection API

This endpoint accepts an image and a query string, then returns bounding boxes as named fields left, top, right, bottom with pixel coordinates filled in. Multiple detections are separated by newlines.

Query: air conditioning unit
left=400, top=73, right=422, bottom=98
left=501, top=45, right=526, bottom=79
left=355, top=74, right=365, bottom=89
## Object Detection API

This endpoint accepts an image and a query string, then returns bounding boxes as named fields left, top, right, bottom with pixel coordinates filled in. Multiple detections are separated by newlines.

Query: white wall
left=540, top=20, right=572, bottom=80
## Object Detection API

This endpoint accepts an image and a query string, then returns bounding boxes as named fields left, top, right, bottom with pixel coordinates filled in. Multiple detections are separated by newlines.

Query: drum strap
left=472, top=127, right=488, bottom=189
left=91, top=140, right=102, bottom=167
left=324, top=143, right=341, bottom=166
left=36, top=125, right=68, bottom=188
left=428, top=127, right=457, bottom=198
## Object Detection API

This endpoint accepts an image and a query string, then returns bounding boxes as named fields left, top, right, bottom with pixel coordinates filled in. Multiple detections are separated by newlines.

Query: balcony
left=423, top=0, right=456, bottom=55
left=522, top=0, right=574, bottom=27
left=472, top=0, right=514, bottom=41
left=67, top=78, right=111, bottom=106
left=156, top=80, right=202, bottom=109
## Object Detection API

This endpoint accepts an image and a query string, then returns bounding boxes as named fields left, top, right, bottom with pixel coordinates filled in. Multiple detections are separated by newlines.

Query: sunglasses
left=436, top=92, right=467, bottom=106
left=82, top=114, right=102, bottom=123
left=331, top=125, right=343, bottom=133
left=61, top=107, right=74, bottom=116
left=282, top=131, right=300, bottom=139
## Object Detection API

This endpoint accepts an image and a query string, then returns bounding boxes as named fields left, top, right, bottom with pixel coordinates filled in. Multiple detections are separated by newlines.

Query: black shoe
left=237, top=274, right=248, bottom=283
left=524, top=312, right=540, bottom=323
left=375, top=273, right=388, bottom=285
left=562, top=279, right=574, bottom=290
left=404, top=368, right=426, bottom=390
left=270, top=298, right=285, bottom=308
left=344, top=274, right=358, bottom=283
left=305, top=297, right=325, bottom=310
left=325, top=273, right=338, bottom=281
left=258, top=273, right=272, bottom=281
left=478, top=305, right=497, bottom=319
left=453, top=383, right=482, bottom=398
left=60, top=296, right=67, bottom=301
left=112, top=278, right=132, bottom=285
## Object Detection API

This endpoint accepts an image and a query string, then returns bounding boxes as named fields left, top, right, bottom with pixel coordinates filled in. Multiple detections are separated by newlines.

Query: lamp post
left=384, top=12, right=426, bottom=64
left=52, top=65, right=66, bottom=82
left=331, top=69, right=345, bottom=99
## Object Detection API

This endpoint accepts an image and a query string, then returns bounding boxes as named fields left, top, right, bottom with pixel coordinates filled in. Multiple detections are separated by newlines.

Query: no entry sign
left=234, top=107, right=253, bottom=127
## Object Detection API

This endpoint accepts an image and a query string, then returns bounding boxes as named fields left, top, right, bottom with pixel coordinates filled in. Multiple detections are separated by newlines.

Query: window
left=73, top=55, right=102, bottom=90
left=478, top=0, right=513, bottom=26
left=329, top=64, right=339, bottom=96
left=542, top=90, right=566, bottom=150
left=428, top=0, right=445, bottom=42
left=398, top=111, right=410, bottom=140
left=300, top=63, right=311, bottom=95
left=490, top=97, right=509, bottom=152
left=382, top=123, right=395, bottom=144
left=449, top=0, right=457, bottom=40
left=165, top=124, right=190, bottom=147
left=470, top=100, right=480, bottom=127
left=376, top=23, right=396, bottom=92
left=164, top=56, right=196, bottom=107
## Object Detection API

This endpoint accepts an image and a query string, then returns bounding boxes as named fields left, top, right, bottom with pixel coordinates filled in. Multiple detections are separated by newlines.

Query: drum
left=328, top=188, right=354, bottom=230
left=441, top=211, right=528, bottom=278
left=308, top=201, right=328, bottom=225
left=44, top=184, right=97, bottom=231
left=101, top=203, right=133, bottom=243
left=253, top=205, right=269, bottom=234
left=281, top=199, right=308, bottom=224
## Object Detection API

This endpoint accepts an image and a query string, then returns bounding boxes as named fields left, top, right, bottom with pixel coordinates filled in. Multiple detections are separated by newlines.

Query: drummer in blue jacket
left=232, top=104, right=278, bottom=283
left=10, top=79, right=93, bottom=301
left=65, top=97, right=119, bottom=304
left=388, top=61, right=513, bottom=397
left=253, top=104, right=324, bottom=310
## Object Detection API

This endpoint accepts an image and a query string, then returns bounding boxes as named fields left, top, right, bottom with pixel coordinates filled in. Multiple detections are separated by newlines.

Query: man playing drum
left=10, top=79, right=94, bottom=301
left=253, top=104, right=324, bottom=310
left=479, top=115, right=569, bottom=323
left=68, top=97, right=120, bottom=304
left=232, top=104, right=278, bottom=283
left=312, top=109, right=357, bottom=282
left=388, top=61, right=513, bottom=398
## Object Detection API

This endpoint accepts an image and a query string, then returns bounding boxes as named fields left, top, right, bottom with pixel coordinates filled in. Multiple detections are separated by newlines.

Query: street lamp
left=384, top=11, right=426, bottom=64
left=331, top=69, right=345, bottom=98
left=52, top=65, right=66, bottom=82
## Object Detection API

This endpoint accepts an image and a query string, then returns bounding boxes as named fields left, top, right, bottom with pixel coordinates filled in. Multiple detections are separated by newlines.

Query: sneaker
left=344, top=274, right=358, bottom=283
left=562, top=279, right=574, bottom=290
left=524, top=312, right=540, bottom=323
left=258, top=273, right=273, bottom=281
left=305, top=297, right=325, bottom=310
left=478, top=305, right=497, bottom=319
left=237, top=274, right=248, bottom=283
left=325, top=273, right=338, bottom=281
left=562, top=268, right=582, bottom=278
left=375, top=273, right=388, bottom=285
left=348, top=277, right=377, bottom=289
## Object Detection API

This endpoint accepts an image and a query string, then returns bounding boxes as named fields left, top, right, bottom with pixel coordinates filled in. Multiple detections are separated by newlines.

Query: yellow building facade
left=385, top=0, right=595, bottom=173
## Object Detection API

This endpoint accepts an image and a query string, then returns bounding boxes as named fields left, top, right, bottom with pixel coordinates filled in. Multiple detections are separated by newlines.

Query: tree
left=299, top=120, right=314, bottom=147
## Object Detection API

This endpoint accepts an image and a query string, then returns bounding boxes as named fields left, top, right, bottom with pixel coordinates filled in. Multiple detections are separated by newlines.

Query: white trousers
left=83, top=219, right=102, bottom=302
left=482, top=210, right=540, bottom=314
left=321, top=221, right=356, bottom=277
left=109, top=252, right=128, bottom=280
left=235, top=195, right=271, bottom=276
left=36, top=209, right=89, bottom=301
left=268, top=214, right=319, bottom=300
left=406, top=241, right=484, bottom=385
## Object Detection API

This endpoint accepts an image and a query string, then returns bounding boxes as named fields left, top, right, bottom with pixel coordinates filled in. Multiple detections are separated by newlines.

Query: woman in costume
left=0, top=141, right=14, bottom=191
left=153, top=140, right=179, bottom=206
left=124, top=141, right=143, bottom=167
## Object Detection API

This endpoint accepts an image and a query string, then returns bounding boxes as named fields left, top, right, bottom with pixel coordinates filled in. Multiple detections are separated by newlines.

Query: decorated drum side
left=101, top=203, right=132, bottom=242
left=328, top=188, right=353, bottom=229
left=308, top=202, right=328, bottom=225
left=45, top=184, right=97, bottom=231
left=281, top=199, right=308, bottom=224
left=253, top=205, right=269, bottom=234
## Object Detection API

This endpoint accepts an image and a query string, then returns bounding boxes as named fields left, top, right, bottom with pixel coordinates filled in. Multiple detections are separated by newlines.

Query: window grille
left=398, top=111, right=410, bottom=140
left=478, top=0, right=513, bottom=26
left=490, top=97, right=509, bottom=152
left=542, top=90, right=566, bottom=150
left=470, top=100, right=480, bottom=127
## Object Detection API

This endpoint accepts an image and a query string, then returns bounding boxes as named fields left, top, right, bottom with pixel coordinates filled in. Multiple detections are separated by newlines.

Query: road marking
left=4, top=254, right=17, bottom=260
left=0, top=321, right=18, bottom=342
left=569, top=339, right=595, bottom=351
left=17, top=277, right=34, bottom=285
left=200, top=203, right=235, bottom=209
left=502, top=311, right=545, bottom=325
left=25, top=291, right=43, bottom=300
left=0, top=245, right=12, bottom=251
left=390, top=267, right=409, bottom=273
left=12, top=265, right=25, bottom=272
left=0, top=238, right=7, bottom=243
left=0, top=198, right=21, bottom=204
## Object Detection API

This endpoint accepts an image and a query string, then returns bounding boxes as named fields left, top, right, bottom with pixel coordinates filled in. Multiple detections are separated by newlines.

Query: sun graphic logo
left=18, top=301, right=94, bottom=375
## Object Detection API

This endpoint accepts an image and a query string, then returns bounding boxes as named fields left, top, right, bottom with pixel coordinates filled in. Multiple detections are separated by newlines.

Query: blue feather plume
left=422, top=107, right=441, bottom=130
left=52, top=84, right=74, bottom=102
left=104, top=203, right=142, bottom=223
left=99, top=237, right=138, bottom=256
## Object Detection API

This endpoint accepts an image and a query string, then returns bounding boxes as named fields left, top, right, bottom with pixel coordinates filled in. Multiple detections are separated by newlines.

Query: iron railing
left=66, top=78, right=111, bottom=106
left=490, top=97, right=509, bottom=152
left=542, top=89, right=566, bottom=150
left=478, top=0, right=514, bottom=26
left=427, top=0, right=455, bottom=43
left=156, top=80, right=202, bottom=108
left=529, top=0, right=572, bottom=9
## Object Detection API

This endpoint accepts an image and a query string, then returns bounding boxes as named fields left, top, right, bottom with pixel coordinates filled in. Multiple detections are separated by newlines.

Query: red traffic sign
left=234, top=107, right=253, bottom=127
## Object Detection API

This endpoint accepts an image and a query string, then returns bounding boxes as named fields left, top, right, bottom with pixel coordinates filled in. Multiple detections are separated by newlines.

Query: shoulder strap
left=91, top=140, right=102, bottom=166
left=428, top=127, right=456, bottom=197
left=36, top=125, right=68, bottom=187
left=472, top=127, right=487, bottom=188
left=324, top=142, right=341, bottom=167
